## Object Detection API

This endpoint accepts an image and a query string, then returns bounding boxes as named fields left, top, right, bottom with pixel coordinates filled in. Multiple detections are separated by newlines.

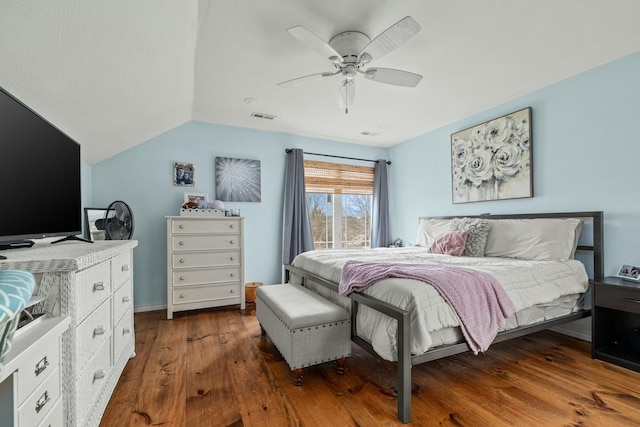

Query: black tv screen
left=0, top=86, right=81, bottom=243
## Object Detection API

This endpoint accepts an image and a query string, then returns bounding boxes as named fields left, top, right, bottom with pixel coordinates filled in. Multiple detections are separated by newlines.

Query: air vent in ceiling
left=251, top=112, right=276, bottom=120
left=361, top=131, right=380, bottom=137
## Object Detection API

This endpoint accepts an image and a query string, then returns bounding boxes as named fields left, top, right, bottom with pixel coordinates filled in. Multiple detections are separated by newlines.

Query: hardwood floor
left=100, top=306, right=640, bottom=426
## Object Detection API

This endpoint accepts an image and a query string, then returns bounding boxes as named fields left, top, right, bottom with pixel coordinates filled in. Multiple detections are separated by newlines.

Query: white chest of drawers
left=166, top=216, right=245, bottom=319
left=0, top=240, right=137, bottom=426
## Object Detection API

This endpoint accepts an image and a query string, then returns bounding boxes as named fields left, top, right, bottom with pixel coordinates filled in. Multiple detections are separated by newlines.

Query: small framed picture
left=174, top=162, right=195, bottom=186
left=183, top=192, right=209, bottom=207
left=617, top=264, right=640, bottom=281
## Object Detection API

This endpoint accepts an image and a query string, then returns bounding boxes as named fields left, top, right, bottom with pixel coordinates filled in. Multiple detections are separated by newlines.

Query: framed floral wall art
left=451, top=107, right=532, bottom=204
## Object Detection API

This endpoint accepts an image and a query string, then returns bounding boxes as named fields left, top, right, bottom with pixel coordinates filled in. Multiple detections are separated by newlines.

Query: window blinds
left=304, top=160, right=374, bottom=195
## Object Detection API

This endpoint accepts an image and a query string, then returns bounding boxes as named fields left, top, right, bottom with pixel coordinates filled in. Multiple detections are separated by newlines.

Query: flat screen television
left=0, top=86, right=82, bottom=248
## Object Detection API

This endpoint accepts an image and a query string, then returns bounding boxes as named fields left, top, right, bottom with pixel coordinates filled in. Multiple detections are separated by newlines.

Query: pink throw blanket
left=340, top=261, right=517, bottom=354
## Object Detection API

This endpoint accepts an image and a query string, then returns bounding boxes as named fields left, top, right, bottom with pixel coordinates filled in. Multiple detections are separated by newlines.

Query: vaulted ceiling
left=1, top=0, right=639, bottom=164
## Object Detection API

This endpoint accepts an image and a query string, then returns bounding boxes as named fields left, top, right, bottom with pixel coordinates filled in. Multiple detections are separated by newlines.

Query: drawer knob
left=179, top=224, right=184, bottom=229
left=35, top=390, right=50, bottom=414
left=180, top=276, right=185, bottom=281
left=179, top=258, right=185, bottom=263
left=230, top=273, right=235, bottom=277
left=34, top=355, right=49, bottom=376
left=122, top=264, right=130, bottom=272
left=229, top=240, right=234, bottom=245
left=230, top=224, right=235, bottom=229
left=230, top=257, right=235, bottom=261
left=94, top=326, right=106, bottom=336
left=180, top=294, right=185, bottom=299
left=179, top=241, right=185, bottom=246
left=230, top=289, right=235, bottom=294
left=94, top=282, right=105, bottom=291
left=123, top=327, right=131, bottom=334
left=94, top=369, right=106, bottom=380
left=123, top=296, right=130, bottom=303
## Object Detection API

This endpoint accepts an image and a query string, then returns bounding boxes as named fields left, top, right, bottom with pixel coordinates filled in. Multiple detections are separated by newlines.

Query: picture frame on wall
left=174, top=162, right=195, bottom=186
left=451, top=107, right=532, bottom=204
left=215, top=157, right=261, bottom=202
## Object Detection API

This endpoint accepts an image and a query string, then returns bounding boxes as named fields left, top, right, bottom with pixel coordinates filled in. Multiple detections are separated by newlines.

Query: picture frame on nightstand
left=617, top=264, right=640, bottom=281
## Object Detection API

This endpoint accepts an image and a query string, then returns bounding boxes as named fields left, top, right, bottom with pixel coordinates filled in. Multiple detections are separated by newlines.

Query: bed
left=285, top=211, right=603, bottom=423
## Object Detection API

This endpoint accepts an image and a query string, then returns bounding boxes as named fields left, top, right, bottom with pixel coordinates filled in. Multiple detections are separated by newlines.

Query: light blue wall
left=388, top=51, right=640, bottom=277
left=92, top=122, right=386, bottom=310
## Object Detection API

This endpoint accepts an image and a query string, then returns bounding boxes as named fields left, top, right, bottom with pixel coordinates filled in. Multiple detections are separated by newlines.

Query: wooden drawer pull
left=94, top=369, right=106, bottom=380
left=94, top=326, right=106, bottom=336
left=35, top=390, right=50, bottom=413
left=620, top=297, right=640, bottom=304
left=93, top=282, right=105, bottom=291
left=34, top=355, right=49, bottom=376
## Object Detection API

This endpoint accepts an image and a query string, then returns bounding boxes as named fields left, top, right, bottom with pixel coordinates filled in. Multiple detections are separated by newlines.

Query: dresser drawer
left=18, top=366, right=60, bottom=427
left=596, top=284, right=640, bottom=314
left=172, top=284, right=241, bottom=304
left=171, top=234, right=240, bottom=251
left=113, top=306, right=134, bottom=360
left=113, top=277, right=133, bottom=324
left=36, top=395, right=63, bottom=427
left=172, top=267, right=241, bottom=287
left=75, top=339, right=112, bottom=422
left=76, top=300, right=112, bottom=370
left=112, top=250, right=133, bottom=289
left=172, top=250, right=240, bottom=268
left=171, top=218, right=241, bottom=234
left=76, top=261, right=112, bottom=321
left=16, top=328, right=61, bottom=404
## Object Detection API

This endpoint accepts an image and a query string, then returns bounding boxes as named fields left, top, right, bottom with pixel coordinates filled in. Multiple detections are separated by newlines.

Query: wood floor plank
left=101, top=308, right=640, bottom=426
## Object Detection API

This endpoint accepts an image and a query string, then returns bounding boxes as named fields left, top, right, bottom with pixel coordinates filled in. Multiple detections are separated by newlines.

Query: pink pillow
left=428, top=231, right=468, bottom=256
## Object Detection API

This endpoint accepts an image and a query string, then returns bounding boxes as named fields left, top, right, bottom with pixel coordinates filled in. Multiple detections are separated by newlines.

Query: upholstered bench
left=256, top=283, right=351, bottom=385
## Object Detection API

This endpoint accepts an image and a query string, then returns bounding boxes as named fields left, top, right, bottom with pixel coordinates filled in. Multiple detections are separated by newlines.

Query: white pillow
left=483, top=218, right=583, bottom=261
left=416, top=218, right=452, bottom=247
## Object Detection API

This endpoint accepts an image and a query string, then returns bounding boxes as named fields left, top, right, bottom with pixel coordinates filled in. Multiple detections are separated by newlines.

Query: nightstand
left=592, top=276, right=640, bottom=372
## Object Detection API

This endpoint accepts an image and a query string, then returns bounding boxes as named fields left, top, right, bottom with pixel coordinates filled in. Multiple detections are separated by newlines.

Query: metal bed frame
left=286, top=211, right=603, bottom=423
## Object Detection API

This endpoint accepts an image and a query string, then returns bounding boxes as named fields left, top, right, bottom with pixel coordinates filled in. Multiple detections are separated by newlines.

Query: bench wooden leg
left=336, top=357, right=347, bottom=375
left=292, top=368, right=304, bottom=386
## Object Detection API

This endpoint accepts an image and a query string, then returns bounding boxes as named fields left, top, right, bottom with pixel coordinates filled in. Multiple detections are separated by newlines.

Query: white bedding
left=289, top=246, right=589, bottom=361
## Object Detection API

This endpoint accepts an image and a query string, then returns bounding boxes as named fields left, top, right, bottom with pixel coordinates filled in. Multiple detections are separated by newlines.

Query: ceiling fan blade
left=277, top=71, right=337, bottom=88
left=288, top=25, right=344, bottom=63
left=364, top=68, right=423, bottom=87
left=339, top=79, right=356, bottom=109
left=358, top=16, right=421, bottom=62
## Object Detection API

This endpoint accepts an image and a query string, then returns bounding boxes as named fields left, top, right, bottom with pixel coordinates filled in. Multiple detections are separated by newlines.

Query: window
left=304, top=160, right=373, bottom=249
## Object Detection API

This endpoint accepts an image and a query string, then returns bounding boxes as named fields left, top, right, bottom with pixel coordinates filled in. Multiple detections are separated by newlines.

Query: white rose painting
left=451, top=107, right=532, bottom=203
left=215, top=157, right=262, bottom=202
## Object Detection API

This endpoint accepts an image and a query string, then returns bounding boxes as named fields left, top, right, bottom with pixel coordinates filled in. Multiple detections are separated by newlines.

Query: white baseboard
left=134, top=303, right=166, bottom=313
left=550, top=316, right=592, bottom=342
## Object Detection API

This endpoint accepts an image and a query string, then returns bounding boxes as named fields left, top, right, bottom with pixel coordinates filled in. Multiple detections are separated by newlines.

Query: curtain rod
left=285, top=148, right=391, bottom=165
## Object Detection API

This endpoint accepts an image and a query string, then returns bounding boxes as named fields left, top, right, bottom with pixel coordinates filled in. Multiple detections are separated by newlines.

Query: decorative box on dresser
left=0, top=239, right=138, bottom=426
left=166, top=216, right=245, bottom=319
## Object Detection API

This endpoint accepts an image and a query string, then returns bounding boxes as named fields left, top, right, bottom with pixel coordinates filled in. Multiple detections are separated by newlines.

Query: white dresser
left=166, top=216, right=245, bottom=319
left=0, top=240, right=137, bottom=426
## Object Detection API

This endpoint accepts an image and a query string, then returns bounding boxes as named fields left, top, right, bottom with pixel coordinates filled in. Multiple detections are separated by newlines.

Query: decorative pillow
left=415, top=218, right=452, bottom=248
left=428, top=231, right=468, bottom=256
left=449, top=217, right=491, bottom=257
left=483, top=218, right=583, bottom=261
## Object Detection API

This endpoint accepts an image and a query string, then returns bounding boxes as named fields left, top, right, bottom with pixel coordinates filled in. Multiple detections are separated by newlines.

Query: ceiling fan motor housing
left=329, top=31, right=370, bottom=63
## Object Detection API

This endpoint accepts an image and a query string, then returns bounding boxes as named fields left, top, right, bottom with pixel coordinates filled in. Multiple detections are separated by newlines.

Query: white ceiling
left=1, top=0, right=639, bottom=164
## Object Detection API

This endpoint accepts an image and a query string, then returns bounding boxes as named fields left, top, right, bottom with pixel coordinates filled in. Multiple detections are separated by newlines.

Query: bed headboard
left=419, top=211, right=603, bottom=280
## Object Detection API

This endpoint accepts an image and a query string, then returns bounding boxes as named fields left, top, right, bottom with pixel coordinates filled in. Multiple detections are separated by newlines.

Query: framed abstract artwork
left=451, top=107, right=532, bottom=204
left=215, top=157, right=261, bottom=202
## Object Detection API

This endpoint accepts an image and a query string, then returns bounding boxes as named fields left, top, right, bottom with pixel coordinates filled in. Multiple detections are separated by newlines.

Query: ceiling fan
left=278, top=16, right=422, bottom=113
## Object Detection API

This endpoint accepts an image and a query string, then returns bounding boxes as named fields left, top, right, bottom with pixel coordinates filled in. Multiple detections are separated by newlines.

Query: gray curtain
left=282, top=149, right=314, bottom=266
left=370, top=160, right=390, bottom=248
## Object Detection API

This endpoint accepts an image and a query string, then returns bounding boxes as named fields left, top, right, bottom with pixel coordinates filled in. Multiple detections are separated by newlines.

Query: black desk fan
left=96, top=201, right=134, bottom=240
